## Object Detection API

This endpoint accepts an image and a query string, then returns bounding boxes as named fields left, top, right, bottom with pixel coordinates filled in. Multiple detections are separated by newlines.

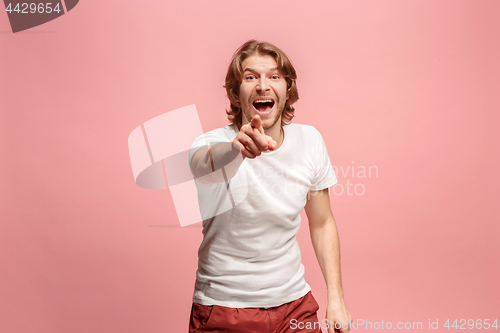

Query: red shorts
left=188, top=291, right=323, bottom=333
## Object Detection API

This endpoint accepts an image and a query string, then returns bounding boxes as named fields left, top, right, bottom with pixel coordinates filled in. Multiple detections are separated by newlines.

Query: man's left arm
left=304, top=188, right=352, bottom=333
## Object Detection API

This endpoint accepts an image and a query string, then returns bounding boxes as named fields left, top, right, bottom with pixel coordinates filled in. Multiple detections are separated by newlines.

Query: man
left=188, top=40, right=351, bottom=333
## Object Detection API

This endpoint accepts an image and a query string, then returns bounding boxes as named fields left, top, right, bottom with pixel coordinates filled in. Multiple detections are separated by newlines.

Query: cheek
left=238, top=89, right=247, bottom=102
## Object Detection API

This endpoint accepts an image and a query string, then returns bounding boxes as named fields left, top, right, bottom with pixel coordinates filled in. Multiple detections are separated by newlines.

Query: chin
left=261, top=116, right=280, bottom=130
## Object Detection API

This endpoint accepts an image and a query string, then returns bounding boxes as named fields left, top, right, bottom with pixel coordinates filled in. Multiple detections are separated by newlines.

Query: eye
left=246, top=75, right=255, bottom=80
left=271, top=75, right=280, bottom=80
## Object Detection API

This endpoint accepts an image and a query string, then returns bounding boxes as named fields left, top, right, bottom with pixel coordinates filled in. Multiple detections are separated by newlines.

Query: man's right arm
left=190, top=142, right=242, bottom=184
left=190, top=115, right=275, bottom=184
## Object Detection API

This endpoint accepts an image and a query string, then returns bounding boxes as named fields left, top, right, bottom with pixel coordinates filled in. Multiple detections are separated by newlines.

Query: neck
left=264, top=122, right=284, bottom=150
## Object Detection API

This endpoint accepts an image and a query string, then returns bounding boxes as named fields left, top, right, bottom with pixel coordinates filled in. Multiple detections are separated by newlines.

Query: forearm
left=310, top=217, right=344, bottom=300
left=191, top=142, right=244, bottom=183
left=306, top=190, right=351, bottom=331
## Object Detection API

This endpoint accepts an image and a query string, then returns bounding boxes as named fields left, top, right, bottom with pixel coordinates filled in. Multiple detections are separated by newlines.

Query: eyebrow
left=242, top=67, right=279, bottom=74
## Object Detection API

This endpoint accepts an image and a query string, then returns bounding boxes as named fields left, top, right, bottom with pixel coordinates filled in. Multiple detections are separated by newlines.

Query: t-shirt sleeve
left=309, top=129, right=338, bottom=191
left=189, top=128, right=232, bottom=165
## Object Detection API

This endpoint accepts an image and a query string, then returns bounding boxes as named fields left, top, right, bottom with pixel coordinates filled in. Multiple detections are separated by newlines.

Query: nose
left=256, top=77, right=270, bottom=92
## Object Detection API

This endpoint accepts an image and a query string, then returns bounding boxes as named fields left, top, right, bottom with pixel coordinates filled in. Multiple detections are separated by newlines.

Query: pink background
left=1, top=0, right=499, bottom=332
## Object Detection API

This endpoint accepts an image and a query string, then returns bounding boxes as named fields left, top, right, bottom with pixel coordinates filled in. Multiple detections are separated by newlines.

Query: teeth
left=254, top=100, right=273, bottom=103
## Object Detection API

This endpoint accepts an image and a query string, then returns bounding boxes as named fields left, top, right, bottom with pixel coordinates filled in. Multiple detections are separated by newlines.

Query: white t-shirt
left=189, top=123, right=337, bottom=308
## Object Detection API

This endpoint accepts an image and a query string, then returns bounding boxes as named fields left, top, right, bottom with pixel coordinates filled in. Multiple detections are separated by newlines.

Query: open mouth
left=252, top=99, right=275, bottom=113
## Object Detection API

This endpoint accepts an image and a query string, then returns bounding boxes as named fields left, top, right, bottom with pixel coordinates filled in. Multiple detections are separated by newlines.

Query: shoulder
left=285, top=123, right=323, bottom=141
left=192, top=124, right=238, bottom=146
left=205, top=124, right=238, bottom=140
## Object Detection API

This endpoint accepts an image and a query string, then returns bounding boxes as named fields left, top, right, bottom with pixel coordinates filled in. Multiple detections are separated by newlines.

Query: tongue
left=254, top=102, right=272, bottom=112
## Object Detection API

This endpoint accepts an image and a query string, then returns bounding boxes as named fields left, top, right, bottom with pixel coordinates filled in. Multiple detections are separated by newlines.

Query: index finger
left=250, top=115, right=264, bottom=134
